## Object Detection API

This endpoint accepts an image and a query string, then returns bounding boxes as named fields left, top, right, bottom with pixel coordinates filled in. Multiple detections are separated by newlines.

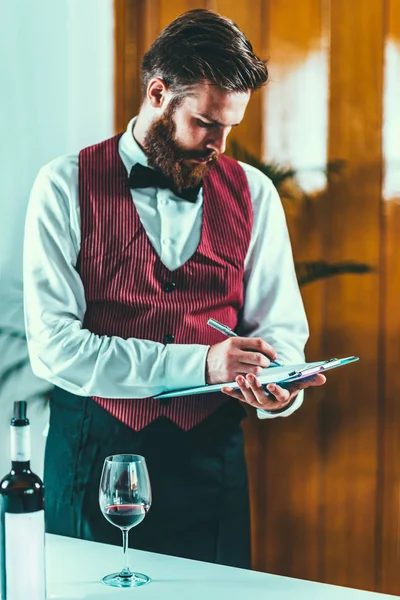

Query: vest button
left=163, top=333, right=175, bottom=344
left=163, top=281, right=176, bottom=293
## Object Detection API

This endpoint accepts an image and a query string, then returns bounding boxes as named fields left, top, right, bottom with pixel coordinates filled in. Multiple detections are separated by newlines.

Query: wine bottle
left=0, top=401, right=46, bottom=599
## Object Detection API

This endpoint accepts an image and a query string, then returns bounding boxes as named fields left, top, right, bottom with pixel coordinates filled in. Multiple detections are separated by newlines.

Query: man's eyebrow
left=198, top=113, right=241, bottom=128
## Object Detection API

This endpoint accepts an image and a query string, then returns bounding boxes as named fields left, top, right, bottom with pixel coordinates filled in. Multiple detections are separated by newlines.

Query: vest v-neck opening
left=129, top=189, right=208, bottom=275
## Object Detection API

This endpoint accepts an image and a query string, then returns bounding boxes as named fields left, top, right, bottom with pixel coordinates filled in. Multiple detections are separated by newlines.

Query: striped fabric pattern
left=78, top=134, right=253, bottom=430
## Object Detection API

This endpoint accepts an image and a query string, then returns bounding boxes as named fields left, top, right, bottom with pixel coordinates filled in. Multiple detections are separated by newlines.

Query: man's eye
left=197, top=120, right=215, bottom=129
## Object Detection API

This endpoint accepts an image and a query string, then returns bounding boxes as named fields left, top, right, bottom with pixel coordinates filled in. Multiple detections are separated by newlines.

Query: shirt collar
left=118, top=117, right=149, bottom=174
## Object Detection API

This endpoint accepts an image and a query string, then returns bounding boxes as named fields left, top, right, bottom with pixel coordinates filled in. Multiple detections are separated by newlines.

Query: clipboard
left=154, top=356, right=359, bottom=399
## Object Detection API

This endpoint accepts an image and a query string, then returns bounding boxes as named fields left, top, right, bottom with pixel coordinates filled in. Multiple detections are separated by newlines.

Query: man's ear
left=146, top=78, right=168, bottom=108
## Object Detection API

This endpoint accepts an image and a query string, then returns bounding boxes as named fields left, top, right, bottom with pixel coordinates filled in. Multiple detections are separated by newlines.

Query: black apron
left=44, top=387, right=251, bottom=569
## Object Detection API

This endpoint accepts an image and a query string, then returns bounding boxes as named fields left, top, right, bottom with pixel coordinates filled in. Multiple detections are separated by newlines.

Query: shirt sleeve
left=238, top=163, right=309, bottom=419
left=23, top=160, right=209, bottom=399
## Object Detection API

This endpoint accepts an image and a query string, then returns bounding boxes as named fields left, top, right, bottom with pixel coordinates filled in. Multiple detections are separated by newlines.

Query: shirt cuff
left=165, top=344, right=209, bottom=391
left=256, top=389, right=304, bottom=419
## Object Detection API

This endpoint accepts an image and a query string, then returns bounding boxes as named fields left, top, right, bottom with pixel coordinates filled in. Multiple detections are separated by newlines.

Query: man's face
left=143, top=83, right=251, bottom=190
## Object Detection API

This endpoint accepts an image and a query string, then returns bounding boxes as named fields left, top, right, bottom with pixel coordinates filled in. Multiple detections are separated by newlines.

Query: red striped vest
left=78, top=134, right=252, bottom=430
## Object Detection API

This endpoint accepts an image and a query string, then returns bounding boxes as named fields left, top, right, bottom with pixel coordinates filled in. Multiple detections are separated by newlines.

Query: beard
left=142, top=102, right=219, bottom=191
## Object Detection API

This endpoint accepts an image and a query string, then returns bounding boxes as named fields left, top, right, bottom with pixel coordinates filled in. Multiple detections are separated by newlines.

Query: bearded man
left=24, top=9, right=325, bottom=569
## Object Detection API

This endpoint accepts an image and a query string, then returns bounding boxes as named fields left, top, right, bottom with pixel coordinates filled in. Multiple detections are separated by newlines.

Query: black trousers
left=44, top=388, right=251, bottom=568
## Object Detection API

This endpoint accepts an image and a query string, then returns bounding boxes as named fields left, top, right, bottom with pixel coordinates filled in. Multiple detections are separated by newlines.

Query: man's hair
left=141, top=9, right=268, bottom=97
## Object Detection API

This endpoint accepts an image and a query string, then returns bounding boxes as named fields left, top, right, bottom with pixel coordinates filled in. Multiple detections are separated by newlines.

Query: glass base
left=102, top=571, right=151, bottom=588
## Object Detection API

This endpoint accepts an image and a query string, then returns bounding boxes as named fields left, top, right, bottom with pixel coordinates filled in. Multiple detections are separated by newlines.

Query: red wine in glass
left=104, top=504, right=148, bottom=529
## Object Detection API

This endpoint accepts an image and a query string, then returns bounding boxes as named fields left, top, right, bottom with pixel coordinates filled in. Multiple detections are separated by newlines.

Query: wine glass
left=99, top=454, right=152, bottom=588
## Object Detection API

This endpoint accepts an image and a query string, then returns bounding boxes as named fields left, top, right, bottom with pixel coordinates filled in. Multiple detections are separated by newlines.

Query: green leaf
left=228, top=140, right=297, bottom=188
left=296, top=261, right=374, bottom=287
left=0, top=327, right=27, bottom=340
left=0, top=357, right=30, bottom=387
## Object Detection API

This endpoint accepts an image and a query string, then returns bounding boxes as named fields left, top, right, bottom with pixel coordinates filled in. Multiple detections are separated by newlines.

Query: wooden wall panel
left=114, top=0, right=162, bottom=131
left=140, top=0, right=162, bottom=57
left=380, top=200, right=400, bottom=596
left=159, top=0, right=207, bottom=28
left=380, top=0, right=400, bottom=594
left=258, top=0, right=330, bottom=583
left=114, top=0, right=142, bottom=132
left=323, top=0, right=384, bottom=590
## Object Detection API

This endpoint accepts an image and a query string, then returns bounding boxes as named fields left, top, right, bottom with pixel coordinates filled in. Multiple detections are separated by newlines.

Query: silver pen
left=207, top=318, right=281, bottom=366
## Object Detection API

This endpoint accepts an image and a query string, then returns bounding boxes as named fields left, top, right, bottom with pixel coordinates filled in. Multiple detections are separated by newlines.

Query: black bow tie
left=128, top=163, right=200, bottom=203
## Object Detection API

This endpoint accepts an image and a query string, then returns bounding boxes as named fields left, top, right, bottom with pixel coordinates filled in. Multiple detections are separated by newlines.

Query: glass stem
left=120, top=528, right=132, bottom=577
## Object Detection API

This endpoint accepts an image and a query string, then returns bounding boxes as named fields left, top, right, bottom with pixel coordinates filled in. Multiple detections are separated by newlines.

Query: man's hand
left=205, top=337, right=278, bottom=384
left=221, top=373, right=326, bottom=412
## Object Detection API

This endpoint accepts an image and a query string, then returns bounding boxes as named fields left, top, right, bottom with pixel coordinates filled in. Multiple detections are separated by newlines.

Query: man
left=24, top=9, right=325, bottom=569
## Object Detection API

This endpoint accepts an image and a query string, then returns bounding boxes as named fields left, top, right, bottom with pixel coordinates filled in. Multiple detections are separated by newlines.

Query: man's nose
left=206, top=128, right=230, bottom=155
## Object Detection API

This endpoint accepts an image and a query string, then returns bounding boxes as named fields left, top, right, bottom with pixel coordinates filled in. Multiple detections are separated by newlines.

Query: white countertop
left=38, top=534, right=398, bottom=599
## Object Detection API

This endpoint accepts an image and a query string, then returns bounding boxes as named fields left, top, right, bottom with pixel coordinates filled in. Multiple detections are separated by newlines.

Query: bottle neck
left=10, top=423, right=31, bottom=463
left=11, top=460, right=31, bottom=473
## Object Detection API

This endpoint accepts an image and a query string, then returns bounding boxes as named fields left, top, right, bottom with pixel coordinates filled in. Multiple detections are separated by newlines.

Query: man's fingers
left=267, top=374, right=327, bottom=398
left=297, top=373, right=326, bottom=388
left=220, top=368, right=327, bottom=411
left=234, top=337, right=278, bottom=361
left=236, top=375, right=265, bottom=406
left=238, top=351, right=271, bottom=368
left=222, top=385, right=278, bottom=410
left=222, top=374, right=292, bottom=411
left=266, top=383, right=290, bottom=402
left=206, top=337, right=279, bottom=384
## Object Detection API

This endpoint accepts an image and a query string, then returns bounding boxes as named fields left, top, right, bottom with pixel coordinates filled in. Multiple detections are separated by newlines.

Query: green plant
left=0, top=324, right=52, bottom=402
left=0, top=288, right=51, bottom=401
left=230, top=139, right=298, bottom=189
left=229, top=139, right=373, bottom=286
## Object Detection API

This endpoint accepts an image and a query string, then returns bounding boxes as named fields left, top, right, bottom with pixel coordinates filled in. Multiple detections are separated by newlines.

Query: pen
left=207, top=318, right=281, bottom=366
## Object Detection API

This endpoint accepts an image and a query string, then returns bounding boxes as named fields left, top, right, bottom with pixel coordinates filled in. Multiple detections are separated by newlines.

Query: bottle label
left=10, top=425, right=30, bottom=462
left=4, top=510, right=46, bottom=599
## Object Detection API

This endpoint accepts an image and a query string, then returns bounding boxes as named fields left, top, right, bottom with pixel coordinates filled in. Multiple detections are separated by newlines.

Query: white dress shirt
left=23, top=118, right=309, bottom=419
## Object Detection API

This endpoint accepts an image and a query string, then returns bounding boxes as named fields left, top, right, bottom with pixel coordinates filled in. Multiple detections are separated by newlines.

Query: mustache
left=181, top=149, right=218, bottom=161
